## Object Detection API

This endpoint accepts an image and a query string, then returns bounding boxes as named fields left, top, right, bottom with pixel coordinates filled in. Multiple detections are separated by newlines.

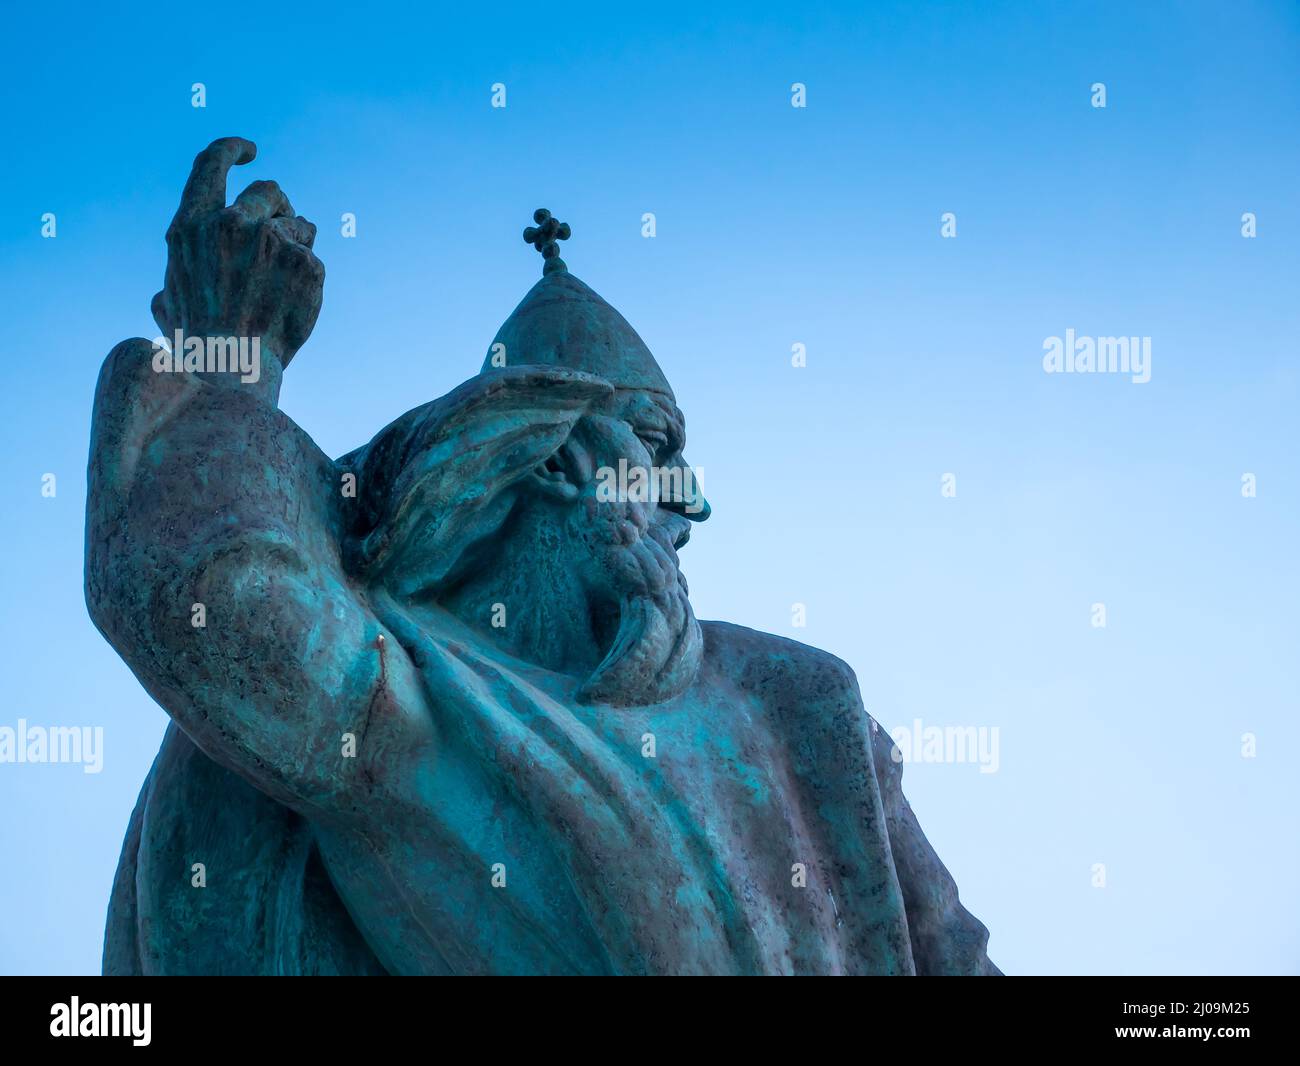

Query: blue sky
left=1, top=0, right=1297, bottom=974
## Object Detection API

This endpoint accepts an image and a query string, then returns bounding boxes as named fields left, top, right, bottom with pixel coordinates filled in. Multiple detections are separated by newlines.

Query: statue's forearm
left=86, top=338, right=432, bottom=820
left=155, top=540, right=431, bottom=815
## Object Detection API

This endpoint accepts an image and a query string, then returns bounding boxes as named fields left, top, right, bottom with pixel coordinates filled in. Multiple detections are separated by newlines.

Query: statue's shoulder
left=94, top=337, right=164, bottom=399
left=698, top=620, right=864, bottom=713
left=91, top=336, right=329, bottom=468
left=106, top=336, right=157, bottom=361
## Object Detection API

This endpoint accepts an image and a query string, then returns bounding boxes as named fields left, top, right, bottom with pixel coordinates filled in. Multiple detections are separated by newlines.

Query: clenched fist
left=150, top=137, right=324, bottom=371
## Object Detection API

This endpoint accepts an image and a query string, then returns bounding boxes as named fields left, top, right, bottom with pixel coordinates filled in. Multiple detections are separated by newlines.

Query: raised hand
left=150, top=137, right=324, bottom=372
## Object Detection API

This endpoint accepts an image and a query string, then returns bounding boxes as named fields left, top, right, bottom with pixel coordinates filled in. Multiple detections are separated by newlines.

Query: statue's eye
left=635, top=428, right=668, bottom=455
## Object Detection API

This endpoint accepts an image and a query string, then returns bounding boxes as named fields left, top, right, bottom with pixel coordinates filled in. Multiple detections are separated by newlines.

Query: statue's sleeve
left=868, top=717, right=1002, bottom=975
left=85, top=339, right=434, bottom=820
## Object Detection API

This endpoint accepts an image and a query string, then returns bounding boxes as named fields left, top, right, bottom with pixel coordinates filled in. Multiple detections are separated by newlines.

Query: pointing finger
left=173, top=137, right=256, bottom=225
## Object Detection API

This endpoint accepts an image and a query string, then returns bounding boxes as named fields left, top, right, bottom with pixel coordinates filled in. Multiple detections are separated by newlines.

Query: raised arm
left=84, top=138, right=432, bottom=822
left=86, top=139, right=615, bottom=834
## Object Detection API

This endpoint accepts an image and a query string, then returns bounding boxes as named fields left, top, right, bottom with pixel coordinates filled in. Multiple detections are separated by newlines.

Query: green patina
left=85, top=139, right=999, bottom=975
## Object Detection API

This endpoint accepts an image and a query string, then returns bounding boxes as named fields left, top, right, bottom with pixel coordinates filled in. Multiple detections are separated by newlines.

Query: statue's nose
left=661, top=461, right=710, bottom=522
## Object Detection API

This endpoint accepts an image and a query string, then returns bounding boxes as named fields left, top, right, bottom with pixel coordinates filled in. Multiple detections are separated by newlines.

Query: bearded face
left=344, top=369, right=709, bottom=709
left=547, top=391, right=709, bottom=706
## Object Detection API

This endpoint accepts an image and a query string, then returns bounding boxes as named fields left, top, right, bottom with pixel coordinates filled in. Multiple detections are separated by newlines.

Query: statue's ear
left=341, top=366, right=612, bottom=595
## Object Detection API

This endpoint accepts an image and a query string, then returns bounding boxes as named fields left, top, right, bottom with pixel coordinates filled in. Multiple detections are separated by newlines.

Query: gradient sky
left=1, top=0, right=1297, bottom=975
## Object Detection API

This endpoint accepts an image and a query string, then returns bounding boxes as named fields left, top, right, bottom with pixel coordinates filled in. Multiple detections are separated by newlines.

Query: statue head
left=343, top=211, right=710, bottom=707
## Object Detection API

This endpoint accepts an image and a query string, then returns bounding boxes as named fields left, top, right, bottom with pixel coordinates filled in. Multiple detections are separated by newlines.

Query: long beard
left=575, top=517, right=703, bottom=707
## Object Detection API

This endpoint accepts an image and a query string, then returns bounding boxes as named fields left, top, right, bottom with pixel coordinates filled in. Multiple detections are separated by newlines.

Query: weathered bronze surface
left=86, top=138, right=998, bottom=975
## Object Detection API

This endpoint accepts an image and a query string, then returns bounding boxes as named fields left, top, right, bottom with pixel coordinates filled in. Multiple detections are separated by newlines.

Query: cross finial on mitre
left=523, top=208, right=571, bottom=275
